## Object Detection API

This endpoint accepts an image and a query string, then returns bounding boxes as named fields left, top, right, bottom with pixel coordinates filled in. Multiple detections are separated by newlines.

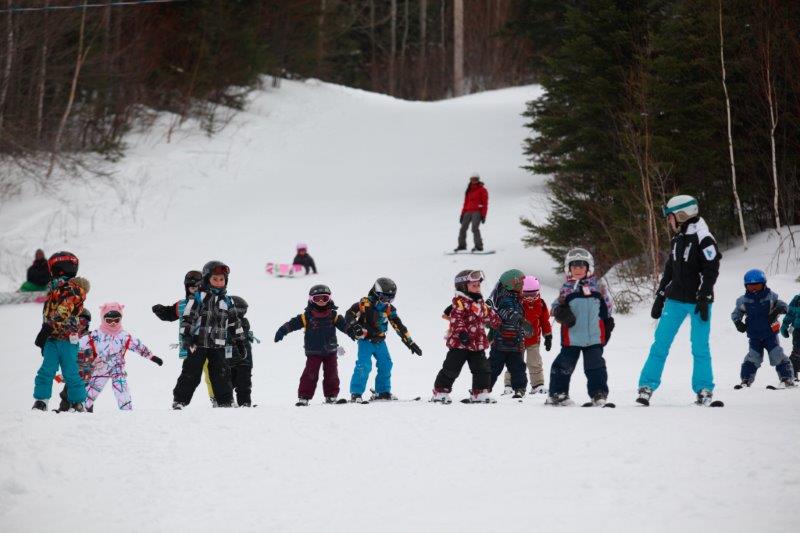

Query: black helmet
left=202, top=260, right=230, bottom=288
left=230, top=295, right=248, bottom=316
left=308, top=284, right=332, bottom=306
left=48, top=251, right=79, bottom=279
left=78, top=307, right=92, bottom=323
left=309, top=284, right=331, bottom=297
left=370, top=277, right=396, bottom=303
left=184, top=270, right=202, bottom=287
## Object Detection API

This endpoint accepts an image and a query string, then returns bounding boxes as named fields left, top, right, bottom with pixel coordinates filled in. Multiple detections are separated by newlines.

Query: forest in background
left=515, top=0, right=800, bottom=292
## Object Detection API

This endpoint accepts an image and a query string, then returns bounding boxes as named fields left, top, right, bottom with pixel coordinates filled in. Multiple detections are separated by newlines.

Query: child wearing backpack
left=781, top=290, right=800, bottom=381
left=82, top=302, right=163, bottom=411
left=274, top=285, right=354, bottom=406
left=487, top=269, right=531, bottom=399
left=548, top=248, right=614, bottom=407
left=503, top=275, right=552, bottom=395
left=731, top=269, right=793, bottom=388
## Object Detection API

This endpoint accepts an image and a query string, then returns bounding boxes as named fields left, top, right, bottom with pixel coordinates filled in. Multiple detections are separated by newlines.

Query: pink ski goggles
left=309, top=294, right=331, bottom=305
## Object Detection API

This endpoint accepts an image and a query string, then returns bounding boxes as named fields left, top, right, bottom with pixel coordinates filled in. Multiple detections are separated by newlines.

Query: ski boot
left=350, top=393, right=367, bottom=404
left=238, top=401, right=253, bottom=408
left=371, top=391, right=397, bottom=401
left=695, top=389, right=724, bottom=407
left=780, top=378, right=797, bottom=388
left=512, top=388, right=526, bottom=399
left=733, top=379, right=753, bottom=390
left=502, top=385, right=514, bottom=396
left=295, top=398, right=310, bottom=407
left=582, top=392, right=615, bottom=408
left=325, top=396, right=348, bottom=404
left=172, top=401, right=187, bottom=410
left=32, top=400, right=47, bottom=411
left=68, top=402, right=85, bottom=413
left=636, top=387, right=653, bottom=406
left=453, top=246, right=467, bottom=253
left=529, top=384, right=546, bottom=395
left=465, top=389, right=496, bottom=404
left=209, top=397, right=218, bottom=408
left=430, top=388, right=452, bottom=404
left=545, top=392, right=574, bottom=406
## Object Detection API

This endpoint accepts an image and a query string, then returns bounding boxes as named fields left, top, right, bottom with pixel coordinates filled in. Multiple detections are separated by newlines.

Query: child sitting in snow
left=781, top=290, right=800, bottom=381
left=731, top=269, right=793, bottom=388
left=274, top=285, right=354, bottom=406
left=82, top=302, right=163, bottom=411
left=293, top=243, right=317, bottom=275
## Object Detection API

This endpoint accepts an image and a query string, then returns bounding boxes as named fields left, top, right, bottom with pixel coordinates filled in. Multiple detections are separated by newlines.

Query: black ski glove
left=34, top=323, right=52, bottom=349
left=544, top=334, right=552, bottom=352
left=152, top=304, right=178, bottom=322
left=408, top=342, right=422, bottom=356
left=603, top=317, right=615, bottom=345
left=151, top=356, right=163, bottom=366
left=767, top=308, right=782, bottom=324
left=349, top=323, right=365, bottom=339
left=458, top=331, right=470, bottom=345
left=553, top=305, right=576, bottom=328
left=235, top=339, right=247, bottom=356
left=695, top=294, right=712, bottom=322
left=734, top=320, right=747, bottom=333
left=274, top=327, right=287, bottom=343
left=650, top=290, right=666, bottom=320
left=459, top=214, right=464, bottom=224
left=481, top=216, right=486, bottom=224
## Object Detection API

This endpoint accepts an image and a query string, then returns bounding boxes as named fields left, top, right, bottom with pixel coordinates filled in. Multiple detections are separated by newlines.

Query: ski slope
left=1, top=80, right=799, bottom=533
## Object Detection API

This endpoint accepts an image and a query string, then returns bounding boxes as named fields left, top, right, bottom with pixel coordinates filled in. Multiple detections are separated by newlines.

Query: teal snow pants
left=34, top=339, right=87, bottom=403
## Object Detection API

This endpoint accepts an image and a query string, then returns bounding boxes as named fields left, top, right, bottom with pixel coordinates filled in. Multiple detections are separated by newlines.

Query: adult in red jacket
left=455, top=173, right=488, bottom=252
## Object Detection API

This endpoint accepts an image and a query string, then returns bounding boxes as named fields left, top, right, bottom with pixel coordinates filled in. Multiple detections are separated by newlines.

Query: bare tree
left=453, top=0, right=464, bottom=96
left=758, top=0, right=781, bottom=230
left=36, top=1, right=50, bottom=142
left=399, top=0, right=409, bottom=93
left=719, top=0, right=747, bottom=249
left=418, top=0, right=427, bottom=99
left=389, top=0, right=396, bottom=94
left=0, top=0, right=14, bottom=135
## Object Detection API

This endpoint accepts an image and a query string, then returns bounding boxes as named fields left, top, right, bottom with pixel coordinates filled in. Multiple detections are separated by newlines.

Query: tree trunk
left=316, top=0, right=327, bottom=77
left=418, top=0, right=427, bottom=99
left=718, top=0, right=747, bottom=249
left=399, top=0, right=409, bottom=95
left=389, top=0, right=396, bottom=95
left=453, top=0, right=464, bottom=96
left=369, top=0, right=377, bottom=91
left=0, top=0, right=15, bottom=135
left=36, top=0, right=50, bottom=142
left=759, top=3, right=781, bottom=230
left=47, top=2, right=89, bottom=179
left=440, top=0, right=446, bottom=94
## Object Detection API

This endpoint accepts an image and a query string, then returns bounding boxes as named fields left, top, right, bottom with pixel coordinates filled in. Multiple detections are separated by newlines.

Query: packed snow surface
left=1, top=80, right=798, bottom=533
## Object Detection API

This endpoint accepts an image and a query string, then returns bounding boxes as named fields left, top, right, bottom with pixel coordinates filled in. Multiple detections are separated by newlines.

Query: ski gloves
left=34, top=323, right=53, bottom=350
left=348, top=323, right=365, bottom=340
left=552, top=305, right=576, bottom=328
left=458, top=331, right=470, bottom=345
left=401, top=336, right=422, bottom=356
left=603, top=317, right=615, bottom=346
left=781, top=325, right=791, bottom=338
left=734, top=320, right=747, bottom=333
left=695, top=294, right=712, bottom=322
left=544, top=334, right=553, bottom=352
left=274, top=326, right=287, bottom=343
left=151, top=356, right=163, bottom=366
left=651, top=290, right=666, bottom=319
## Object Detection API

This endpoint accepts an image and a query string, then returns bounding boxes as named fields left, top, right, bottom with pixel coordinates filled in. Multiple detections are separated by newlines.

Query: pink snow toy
left=523, top=276, right=540, bottom=292
left=296, top=242, right=308, bottom=251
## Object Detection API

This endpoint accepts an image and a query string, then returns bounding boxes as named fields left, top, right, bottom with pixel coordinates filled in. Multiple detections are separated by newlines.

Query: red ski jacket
left=521, top=295, right=552, bottom=346
left=461, top=182, right=489, bottom=219
left=445, top=292, right=500, bottom=351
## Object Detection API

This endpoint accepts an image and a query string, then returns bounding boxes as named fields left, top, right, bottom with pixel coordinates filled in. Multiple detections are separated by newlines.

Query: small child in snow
left=82, top=303, right=163, bottom=411
left=345, top=277, right=422, bottom=402
left=228, top=296, right=258, bottom=407
left=274, top=285, right=353, bottom=406
left=731, top=269, right=793, bottom=388
left=487, top=269, right=531, bottom=398
left=503, top=275, right=552, bottom=395
left=548, top=248, right=614, bottom=406
left=32, top=251, right=91, bottom=412
left=780, top=290, right=800, bottom=381
left=172, top=260, right=245, bottom=409
left=431, top=269, right=501, bottom=404
left=54, top=308, right=92, bottom=412
left=293, top=243, right=317, bottom=275
left=153, top=270, right=219, bottom=405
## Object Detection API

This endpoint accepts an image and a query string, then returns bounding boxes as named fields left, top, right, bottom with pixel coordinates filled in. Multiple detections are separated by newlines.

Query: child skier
left=548, top=248, right=614, bottom=407
left=731, top=269, right=793, bottom=388
left=781, top=291, right=800, bottom=380
left=54, top=308, right=92, bottom=413
left=229, top=296, right=258, bottom=407
left=32, top=251, right=91, bottom=412
left=345, top=277, right=422, bottom=402
left=637, top=195, right=722, bottom=407
left=152, top=270, right=219, bottom=405
left=82, top=302, right=163, bottom=411
left=274, top=285, right=354, bottom=406
left=431, top=270, right=501, bottom=404
left=487, top=269, right=531, bottom=399
left=293, top=243, right=317, bottom=275
left=503, top=276, right=552, bottom=395
left=172, top=261, right=244, bottom=409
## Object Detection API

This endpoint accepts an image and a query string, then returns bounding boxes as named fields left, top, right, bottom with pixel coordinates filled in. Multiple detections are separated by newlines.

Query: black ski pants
left=173, top=347, right=233, bottom=406
left=230, top=364, right=252, bottom=406
left=434, top=348, right=491, bottom=392
left=549, top=344, right=608, bottom=398
left=488, top=346, right=527, bottom=391
left=791, top=330, right=800, bottom=378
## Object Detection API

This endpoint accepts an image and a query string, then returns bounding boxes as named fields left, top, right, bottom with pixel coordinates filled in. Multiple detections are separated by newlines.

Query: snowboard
left=265, top=262, right=306, bottom=278
left=444, top=250, right=496, bottom=256
left=0, top=290, right=47, bottom=305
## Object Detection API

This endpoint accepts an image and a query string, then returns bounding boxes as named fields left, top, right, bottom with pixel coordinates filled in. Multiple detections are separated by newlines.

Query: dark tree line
left=514, top=0, right=800, bottom=284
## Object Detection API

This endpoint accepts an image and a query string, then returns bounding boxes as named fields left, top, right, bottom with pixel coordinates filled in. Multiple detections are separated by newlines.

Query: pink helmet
left=296, top=242, right=307, bottom=251
left=522, top=275, right=540, bottom=292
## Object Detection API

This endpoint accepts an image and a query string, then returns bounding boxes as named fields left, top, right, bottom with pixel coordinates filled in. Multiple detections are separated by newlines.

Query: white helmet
left=662, top=195, right=699, bottom=223
left=564, top=247, right=594, bottom=276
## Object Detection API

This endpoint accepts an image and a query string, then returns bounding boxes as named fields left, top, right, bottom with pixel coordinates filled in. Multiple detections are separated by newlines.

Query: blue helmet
left=743, top=269, right=766, bottom=286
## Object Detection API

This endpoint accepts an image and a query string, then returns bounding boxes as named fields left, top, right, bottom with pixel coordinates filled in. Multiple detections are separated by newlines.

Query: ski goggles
left=376, top=292, right=395, bottom=303
left=455, top=270, right=485, bottom=284
left=210, top=265, right=230, bottom=276
left=568, top=260, right=589, bottom=269
left=104, top=317, right=121, bottom=324
left=309, top=294, right=331, bottom=305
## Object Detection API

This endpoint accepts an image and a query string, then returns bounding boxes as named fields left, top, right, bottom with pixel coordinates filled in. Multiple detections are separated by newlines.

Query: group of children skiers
left=28, top=195, right=800, bottom=411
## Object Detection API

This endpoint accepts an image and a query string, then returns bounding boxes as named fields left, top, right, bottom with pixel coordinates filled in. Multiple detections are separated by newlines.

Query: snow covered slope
left=1, top=80, right=798, bottom=533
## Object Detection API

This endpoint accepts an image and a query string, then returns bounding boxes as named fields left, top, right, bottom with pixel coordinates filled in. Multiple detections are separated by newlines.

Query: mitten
left=151, top=356, right=163, bottom=366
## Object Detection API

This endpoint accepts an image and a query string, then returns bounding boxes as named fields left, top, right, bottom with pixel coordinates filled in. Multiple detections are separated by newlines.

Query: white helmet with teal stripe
left=662, top=195, right=699, bottom=223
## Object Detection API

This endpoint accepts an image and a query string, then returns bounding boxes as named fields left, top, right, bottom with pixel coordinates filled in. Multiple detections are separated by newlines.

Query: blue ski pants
left=350, top=339, right=392, bottom=395
left=34, top=339, right=87, bottom=403
left=741, top=335, right=792, bottom=382
left=639, top=299, right=714, bottom=393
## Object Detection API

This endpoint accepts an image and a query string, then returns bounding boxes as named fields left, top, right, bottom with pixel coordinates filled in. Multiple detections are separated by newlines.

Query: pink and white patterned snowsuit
left=80, top=330, right=156, bottom=410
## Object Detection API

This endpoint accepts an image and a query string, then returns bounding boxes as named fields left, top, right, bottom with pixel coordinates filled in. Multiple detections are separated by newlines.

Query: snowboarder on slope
left=454, top=173, right=489, bottom=252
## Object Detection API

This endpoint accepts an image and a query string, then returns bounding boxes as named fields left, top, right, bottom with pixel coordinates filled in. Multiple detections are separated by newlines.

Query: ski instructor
left=636, top=195, right=722, bottom=407
left=454, top=172, right=489, bottom=253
